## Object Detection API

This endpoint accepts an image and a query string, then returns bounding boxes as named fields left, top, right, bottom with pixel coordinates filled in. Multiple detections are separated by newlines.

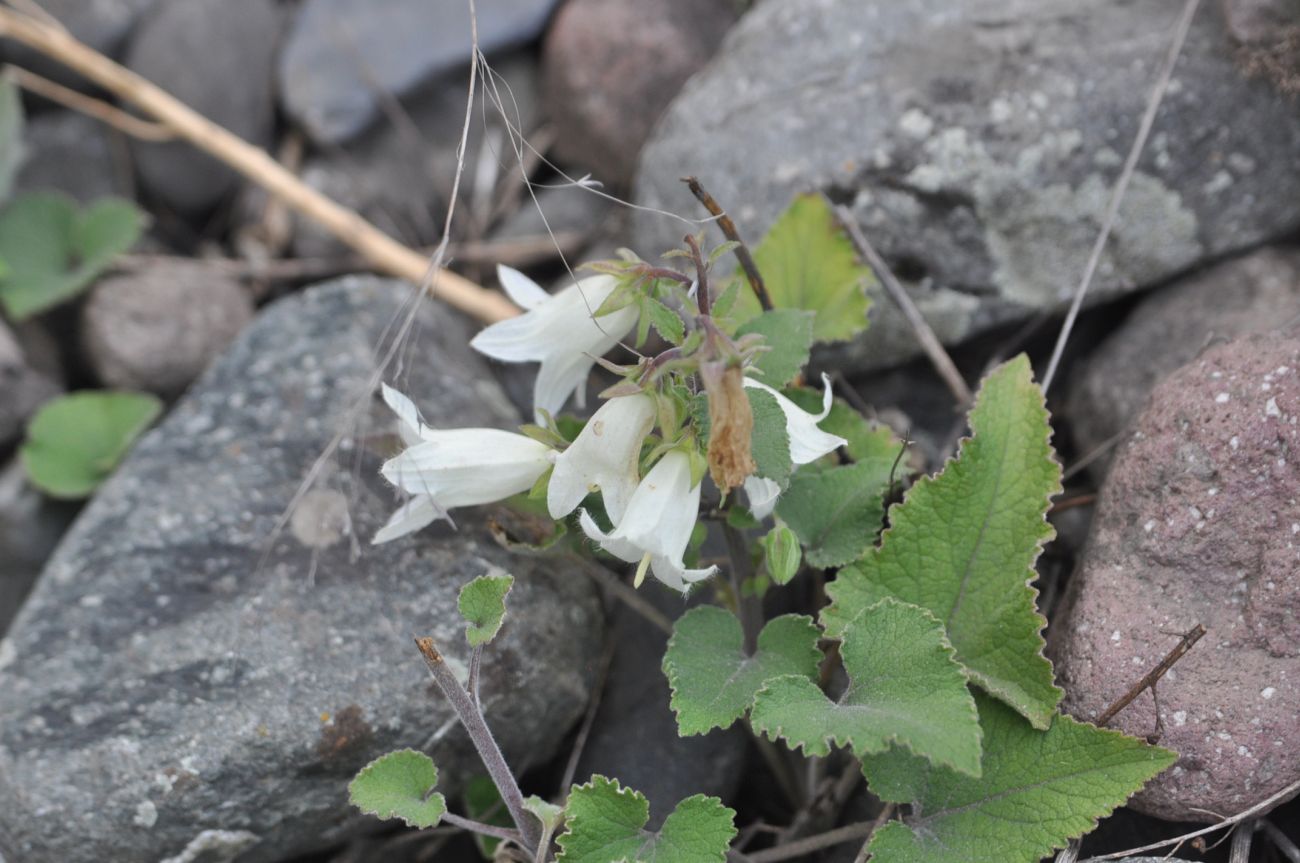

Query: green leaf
left=464, top=776, right=514, bottom=858
left=0, top=193, right=145, bottom=320
left=557, top=776, right=736, bottom=863
left=643, top=296, right=685, bottom=345
left=785, top=388, right=906, bottom=465
left=525, top=795, right=566, bottom=833
left=822, top=355, right=1063, bottom=728
left=761, top=524, right=802, bottom=586
left=349, top=749, right=447, bottom=829
left=736, top=309, right=815, bottom=387
left=729, top=193, right=872, bottom=342
left=663, top=607, right=822, bottom=736
left=20, top=390, right=162, bottom=499
left=861, top=694, right=1176, bottom=863
left=746, top=387, right=793, bottom=490
left=751, top=599, right=982, bottom=777
left=458, top=573, right=514, bottom=647
left=0, top=74, right=24, bottom=203
left=775, top=460, right=893, bottom=569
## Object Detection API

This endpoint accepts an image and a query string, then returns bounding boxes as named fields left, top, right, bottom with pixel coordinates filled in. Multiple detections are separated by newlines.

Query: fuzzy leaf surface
left=556, top=776, right=736, bottom=863
left=643, top=296, right=685, bottom=345
left=458, top=573, right=514, bottom=646
left=822, top=355, right=1062, bottom=727
left=663, top=606, right=821, bottom=736
left=20, top=390, right=162, bottom=499
left=349, top=749, right=446, bottom=829
left=736, top=309, right=815, bottom=387
left=751, top=599, right=981, bottom=776
left=746, top=387, right=793, bottom=489
left=776, top=460, right=893, bottom=568
left=862, top=694, right=1176, bottom=863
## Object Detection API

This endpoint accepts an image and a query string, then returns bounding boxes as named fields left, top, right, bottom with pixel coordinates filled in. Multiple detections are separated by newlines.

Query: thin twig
left=740, top=821, right=877, bottom=863
left=1061, top=431, right=1128, bottom=482
left=834, top=204, right=974, bottom=407
left=0, top=7, right=517, bottom=324
left=4, top=64, right=174, bottom=140
left=1041, top=0, right=1202, bottom=392
left=1049, top=493, right=1097, bottom=515
left=1261, top=820, right=1300, bottom=863
left=569, top=555, right=673, bottom=636
left=746, top=718, right=804, bottom=811
left=415, top=637, right=542, bottom=852
left=559, top=634, right=618, bottom=792
left=1095, top=624, right=1205, bottom=727
left=682, top=176, right=774, bottom=311
left=440, top=811, right=523, bottom=843
left=1081, top=780, right=1300, bottom=860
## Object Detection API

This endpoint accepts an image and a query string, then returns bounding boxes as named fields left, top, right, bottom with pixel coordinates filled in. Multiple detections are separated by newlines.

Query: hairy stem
left=441, top=811, right=524, bottom=843
left=721, top=521, right=761, bottom=655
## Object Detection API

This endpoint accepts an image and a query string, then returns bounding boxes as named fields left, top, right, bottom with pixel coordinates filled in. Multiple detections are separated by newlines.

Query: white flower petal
left=381, top=383, right=425, bottom=446
left=496, top=264, right=551, bottom=311
left=372, top=496, right=446, bottom=544
left=578, top=509, right=642, bottom=563
left=744, top=475, right=781, bottom=520
left=649, top=557, right=719, bottom=594
left=380, top=429, right=553, bottom=507
left=743, top=375, right=847, bottom=465
left=548, top=394, right=655, bottom=522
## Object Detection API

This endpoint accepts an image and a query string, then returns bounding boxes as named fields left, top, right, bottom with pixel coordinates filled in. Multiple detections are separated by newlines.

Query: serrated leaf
left=861, top=694, right=1176, bottom=863
left=775, top=460, right=893, bottom=568
left=663, top=607, right=821, bottom=736
left=746, top=386, right=793, bottom=489
left=557, top=776, right=736, bottom=863
left=349, top=749, right=447, bottom=829
left=0, top=193, right=145, bottom=320
left=729, top=193, right=872, bottom=342
left=20, top=390, right=162, bottom=499
left=784, top=388, right=906, bottom=465
left=709, top=277, right=743, bottom=326
left=822, top=355, right=1062, bottom=728
left=643, top=296, right=685, bottom=345
left=751, top=599, right=981, bottom=776
left=736, top=309, right=815, bottom=387
left=0, top=74, right=24, bottom=203
left=459, top=573, right=514, bottom=646
left=761, top=524, right=801, bottom=586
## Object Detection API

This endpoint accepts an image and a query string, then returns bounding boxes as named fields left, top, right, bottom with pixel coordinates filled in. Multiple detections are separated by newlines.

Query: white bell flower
left=744, top=475, right=782, bottom=520
left=470, top=265, right=639, bottom=420
left=547, top=394, right=656, bottom=523
left=743, top=373, right=846, bottom=465
left=578, top=449, right=717, bottom=593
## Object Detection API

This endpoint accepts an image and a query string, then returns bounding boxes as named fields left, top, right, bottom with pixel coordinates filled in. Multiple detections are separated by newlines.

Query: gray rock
left=0, top=0, right=160, bottom=89
left=126, top=0, right=283, bottom=213
left=1051, top=331, right=1300, bottom=821
left=0, top=318, right=61, bottom=447
left=1224, top=0, right=1299, bottom=42
left=541, top=0, right=736, bottom=185
left=0, top=460, right=78, bottom=637
left=633, top=0, right=1300, bottom=372
left=13, top=110, right=130, bottom=202
left=80, top=262, right=255, bottom=398
left=291, top=53, right=540, bottom=259
left=280, top=0, right=557, bottom=144
left=0, top=276, right=604, bottom=863
left=1069, top=247, right=1300, bottom=477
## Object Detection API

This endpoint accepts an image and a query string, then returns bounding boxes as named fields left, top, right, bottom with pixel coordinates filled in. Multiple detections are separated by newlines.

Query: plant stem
left=721, top=521, right=761, bottom=655
left=685, top=234, right=711, bottom=315
left=682, top=176, right=774, bottom=312
left=468, top=644, right=484, bottom=710
left=741, top=821, right=877, bottom=863
left=415, top=637, right=542, bottom=852
left=440, top=811, right=524, bottom=843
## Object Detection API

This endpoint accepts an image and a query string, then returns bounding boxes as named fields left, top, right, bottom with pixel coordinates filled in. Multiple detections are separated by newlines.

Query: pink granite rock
left=1052, top=331, right=1300, bottom=821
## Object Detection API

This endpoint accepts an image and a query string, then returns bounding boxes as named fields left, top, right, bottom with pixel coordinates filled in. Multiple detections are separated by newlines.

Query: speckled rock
left=1069, top=247, right=1300, bottom=477
left=0, top=276, right=603, bottom=863
left=13, top=110, right=129, bottom=202
left=633, top=0, right=1300, bottom=372
left=0, top=318, right=60, bottom=447
left=1052, top=331, right=1300, bottom=821
left=280, top=0, right=557, bottom=143
left=81, top=263, right=255, bottom=398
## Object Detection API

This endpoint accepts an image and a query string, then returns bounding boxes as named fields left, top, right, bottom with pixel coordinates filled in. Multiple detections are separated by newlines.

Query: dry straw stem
left=0, top=5, right=519, bottom=324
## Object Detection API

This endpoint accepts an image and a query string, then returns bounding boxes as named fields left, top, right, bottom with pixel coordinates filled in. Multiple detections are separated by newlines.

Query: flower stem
left=415, top=637, right=541, bottom=852
left=685, top=234, right=711, bottom=315
left=721, top=521, right=761, bottom=655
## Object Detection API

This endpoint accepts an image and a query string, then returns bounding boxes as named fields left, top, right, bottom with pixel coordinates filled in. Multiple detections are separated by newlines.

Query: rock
left=280, top=0, right=557, bottom=144
left=0, top=318, right=61, bottom=447
left=490, top=185, right=614, bottom=246
left=572, top=593, right=747, bottom=827
left=13, top=110, right=130, bottom=202
left=0, top=0, right=159, bottom=89
left=633, top=0, right=1300, bottom=372
left=80, top=262, right=255, bottom=399
left=290, top=53, right=540, bottom=259
left=0, top=460, right=78, bottom=637
left=1224, top=0, right=1299, bottom=43
left=1051, top=331, right=1300, bottom=821
left=126, top=0, right=283, bottom=213
left=541, top=0, right=736, bottom=185
left=0, top=276, right=604, bottom=863
left=1069, top=247, right=1300, bottom=477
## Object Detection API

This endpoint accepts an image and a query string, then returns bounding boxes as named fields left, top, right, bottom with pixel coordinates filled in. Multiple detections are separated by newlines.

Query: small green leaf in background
left=746, top=386, right=793, bottom=489
left=751, top=599, right=982, bottom=777
left=736, top=309, right=815, bottom=387
left=0, top=74, right=25, bottom=203
left=464, top=776, right=514, bottom=858
left=556, top=776, right=736, bottom=863
left=822, top=355, right=1063, bottom=728
left=663, top=607, right=821, bottom=736
left=458, top=573, right=514, bottom=647
left=861, top=694, right=1176, bottom=863
left=348, top=749, right=447, bottom=829
left=761, top=524, right=802, bottom=586
left=20, top=390, right=162, bottom=499
left=728, top=193, right=872, bottom=342
left=0, top=192, right=145, bottom=320
left=775, top=459, right=894, bottom=569
left=525, top=794, right=565, bottom=833
left=643, top=295, right=685, bottom=345
left=784, top=387, right=907, bottom=465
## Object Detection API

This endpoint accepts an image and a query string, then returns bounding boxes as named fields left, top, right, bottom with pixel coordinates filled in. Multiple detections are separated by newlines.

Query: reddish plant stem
left=682, top=175, right=774, bottom=311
